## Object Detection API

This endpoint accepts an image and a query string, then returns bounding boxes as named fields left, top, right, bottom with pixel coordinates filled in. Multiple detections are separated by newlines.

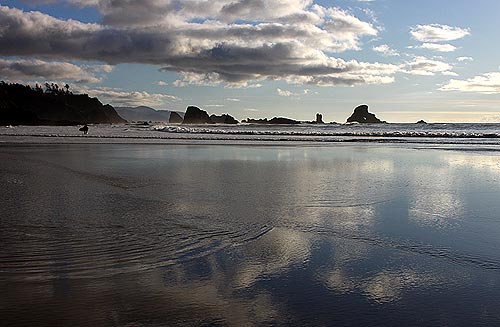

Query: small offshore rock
left=346, top=104, right=384, bottom=123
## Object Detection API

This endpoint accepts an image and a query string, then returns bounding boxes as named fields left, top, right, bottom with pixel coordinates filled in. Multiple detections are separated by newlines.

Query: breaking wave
left=156, top=123, right=500, bottom=139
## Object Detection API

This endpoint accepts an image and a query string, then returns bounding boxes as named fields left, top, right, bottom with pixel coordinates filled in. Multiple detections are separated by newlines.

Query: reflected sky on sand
left=2, top=144, right=500, bottom=326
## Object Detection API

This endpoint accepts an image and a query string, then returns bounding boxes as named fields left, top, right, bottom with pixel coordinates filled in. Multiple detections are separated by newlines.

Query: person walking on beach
left=79, top=124, right=89, bottom=135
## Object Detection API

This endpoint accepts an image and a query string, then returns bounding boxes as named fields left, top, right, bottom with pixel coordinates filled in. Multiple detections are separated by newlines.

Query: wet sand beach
left=2, top=140, right=500, bottom=326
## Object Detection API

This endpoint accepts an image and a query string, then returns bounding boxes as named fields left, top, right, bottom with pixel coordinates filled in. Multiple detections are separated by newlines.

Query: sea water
left=1, top=123, right=500, bottom=146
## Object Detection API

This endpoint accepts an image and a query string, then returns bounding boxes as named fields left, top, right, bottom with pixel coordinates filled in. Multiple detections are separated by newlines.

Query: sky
left=1, top=0, right=499, bottom=122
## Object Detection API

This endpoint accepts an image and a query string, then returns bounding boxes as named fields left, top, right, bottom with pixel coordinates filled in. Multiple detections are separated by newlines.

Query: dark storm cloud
left=0, top=3, right=400, bottom=86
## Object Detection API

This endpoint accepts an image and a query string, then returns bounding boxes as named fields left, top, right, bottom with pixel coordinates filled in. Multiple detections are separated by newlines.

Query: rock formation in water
left=210, top=114, right=239, bottom=124
left=416, top=120, right=427, bottom=124
left=346, top=104, right=384, bottom=123
left=169, top=111, right=183, bottom=123
left=182, top=106, right=212, bottom=124
left=115, top=106, right=178, bottom=123
left=0, top=81, right=126, bottom=125
left=303, top=113, right=326, bottom=124
left=243, top=118, right=268, bottom=124
left=243, top=117, right=300, bottom=124
left=269, top=117, right=300, bottom=124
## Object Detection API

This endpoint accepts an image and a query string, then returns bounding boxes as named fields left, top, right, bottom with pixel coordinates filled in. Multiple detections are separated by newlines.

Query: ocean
left=1, top=122, right=500, bottom=146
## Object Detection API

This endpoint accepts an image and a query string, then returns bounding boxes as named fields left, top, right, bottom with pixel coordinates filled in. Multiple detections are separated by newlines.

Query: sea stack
left=182, top=106, right=212, bottom=124
left=210, top=114, right=239, bottom=124
left=346, top=105, right=384, bottom=123
left=169, top=112, right=183, bottom=123
left=316, top=113, right=324, bottom=124
left=268, top=117, right=300, bottom=124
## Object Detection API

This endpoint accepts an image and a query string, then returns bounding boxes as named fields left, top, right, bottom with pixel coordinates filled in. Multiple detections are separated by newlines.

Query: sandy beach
left=2, top=133, right=500, bottom=326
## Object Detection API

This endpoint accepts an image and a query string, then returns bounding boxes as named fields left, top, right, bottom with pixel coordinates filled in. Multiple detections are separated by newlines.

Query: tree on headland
left=39, top=82, right=72, bottom=95
left=34, top=83, right=43, bottom=93
left=0, top=81, right=126, bottom=125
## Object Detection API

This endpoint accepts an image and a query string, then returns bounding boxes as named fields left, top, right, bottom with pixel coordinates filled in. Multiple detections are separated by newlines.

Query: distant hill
left=115, top=106, right=184, bottom=122
left=0, top=81, right=126, bottom=125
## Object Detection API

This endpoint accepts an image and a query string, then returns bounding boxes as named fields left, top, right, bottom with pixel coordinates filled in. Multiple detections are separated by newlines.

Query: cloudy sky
left=1, top=0, right=500, bottom=122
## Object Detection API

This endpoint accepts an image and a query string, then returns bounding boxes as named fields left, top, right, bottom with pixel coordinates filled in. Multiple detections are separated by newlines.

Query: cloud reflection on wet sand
left=2, top=144, right=500, bottom=325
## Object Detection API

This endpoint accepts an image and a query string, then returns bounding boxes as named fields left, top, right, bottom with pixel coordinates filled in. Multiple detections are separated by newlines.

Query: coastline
left=2, top=124, right=500, bottom=150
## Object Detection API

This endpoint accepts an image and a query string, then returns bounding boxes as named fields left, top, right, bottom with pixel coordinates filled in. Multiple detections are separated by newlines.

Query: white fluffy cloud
left=77, top=86, right=179, bottom=107
left=410, top=24, right=470, bottom=42
left=404, top=56, right=453, bottom=76
left=440, top=72, right=500, bottom=94
left=0, top=58, right=102, bottom=83
left=0, top=3, right=399, bottom=87
left=277, top=88, right=299, bottom=96
left=412, top=43, right=457, bottom=52
left=373, top=44, right=399, bottom=56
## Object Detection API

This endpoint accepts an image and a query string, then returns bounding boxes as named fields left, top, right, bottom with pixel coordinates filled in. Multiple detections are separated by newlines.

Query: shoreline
left=2, top=133, right=500, bottom=150
left=2, top=135, right=500, bottom=155
left=1, top=124, right=500, bottom=153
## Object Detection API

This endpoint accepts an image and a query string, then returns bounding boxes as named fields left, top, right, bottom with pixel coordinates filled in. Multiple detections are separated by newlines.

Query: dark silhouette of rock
left=269, top=117, right=300, bottom=124
left=100, top=104, right=125, bottom=123
left=416, top=120, right=427, bottom=124
left=243, top=118, right=268, bottom=124
left=302, top=113, right=326, bottom=124
left=115, top=106, right=179, bottom=122
left=243, top=117, right=300, bottom=124
left=182, top=106, right=212, bottom=124
left=346, top=104, right=384, bottom=123
left=169, top=111, right=183, bottom=123
left=0, top=81, right=126, bottom=125
left=209, top=114, right=239, bottom=124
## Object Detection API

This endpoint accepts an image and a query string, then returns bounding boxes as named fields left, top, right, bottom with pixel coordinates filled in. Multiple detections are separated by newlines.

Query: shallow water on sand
left=2, top=143, right=500, bottom=326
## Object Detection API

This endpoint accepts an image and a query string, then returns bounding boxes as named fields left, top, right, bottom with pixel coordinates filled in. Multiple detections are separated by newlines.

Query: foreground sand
left=1, top=138, right=500, bottom=326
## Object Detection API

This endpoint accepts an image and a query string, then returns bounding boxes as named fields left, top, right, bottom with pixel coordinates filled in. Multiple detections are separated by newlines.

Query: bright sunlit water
left=2, top=142, right=500, bottom=326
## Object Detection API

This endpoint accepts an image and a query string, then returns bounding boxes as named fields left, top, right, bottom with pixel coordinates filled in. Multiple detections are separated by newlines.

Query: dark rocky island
left=115, top=106, right=181, bottom=123
left=416, top=120, right=427, bottom=124
left=243, top=118, right=268, bottom=124
left=303, top=113, right=325, bottom=124
left=169, top=112, right=183, bottom=123
left=182, top=106, right=238, bottom=124
left=243, top=117, right=300, bottom=124
left=269, top=117, right=300, bottom=124
left=346, top=104, right=385, bottom=124
left=210, top=114, right=239, bottom=124
left=0, top=82, right=126, bottom=125
left=182, top=106, right=212, bottom=124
